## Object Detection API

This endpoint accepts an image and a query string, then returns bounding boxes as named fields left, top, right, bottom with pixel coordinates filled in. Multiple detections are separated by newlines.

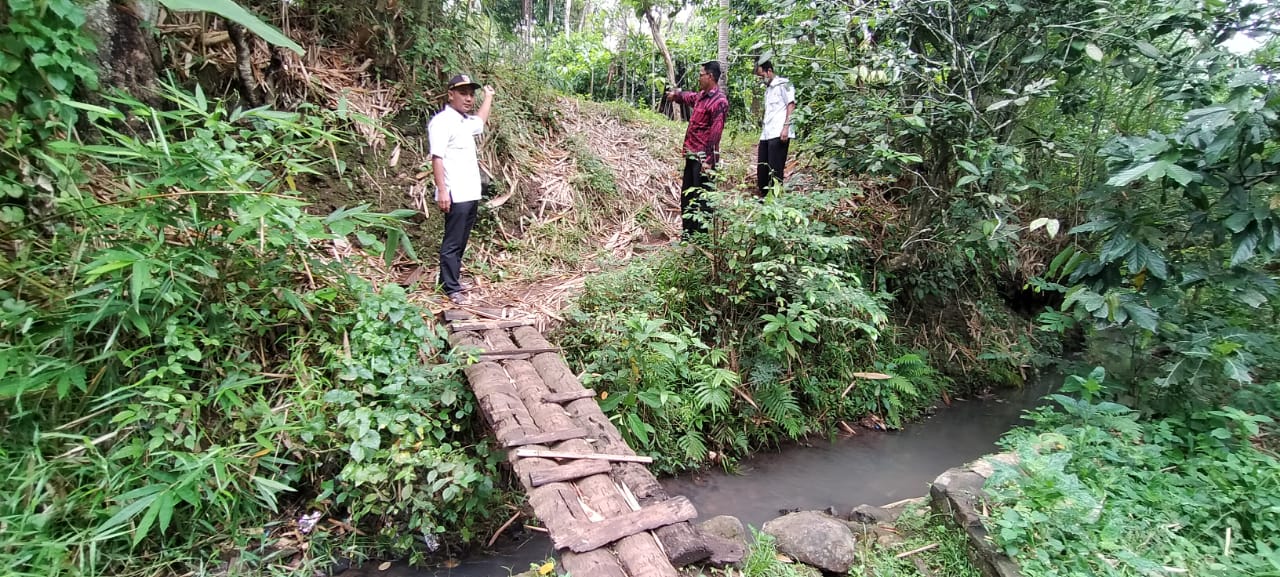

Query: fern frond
left=677, top=430, right=708, bottom=463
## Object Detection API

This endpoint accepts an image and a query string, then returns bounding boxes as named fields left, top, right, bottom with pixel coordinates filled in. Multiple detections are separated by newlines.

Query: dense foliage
left=561, top=189, right=949, bottom=472
left=987, top=373, right=1280, bottom=576
left=4, top=0, right=1280, bottom=573
left=0, top=3, right=505, bottom=572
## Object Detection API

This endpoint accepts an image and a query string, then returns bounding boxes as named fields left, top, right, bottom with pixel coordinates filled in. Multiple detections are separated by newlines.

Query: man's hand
left=437, top=193, right=451, bottom=213
left=780, top=128, right=790, bottom=142
left=666, top=89, right=679, bottom=101
left=483, top=85, right=496, bottom=98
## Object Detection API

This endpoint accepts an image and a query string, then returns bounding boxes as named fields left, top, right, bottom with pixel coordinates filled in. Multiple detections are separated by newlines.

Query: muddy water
left=666, top=382, right=1052, bottom=529
left=373, top=381, right=1052, bottom=576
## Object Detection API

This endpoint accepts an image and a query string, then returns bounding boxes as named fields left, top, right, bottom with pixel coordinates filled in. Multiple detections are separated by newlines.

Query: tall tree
left=564, top=0, right=573, bottom=36
left=638, top=6, right=677, bottom=118
left=522, top=0, right=533, bottom=43
left=717, top=0, right=729, bottom=91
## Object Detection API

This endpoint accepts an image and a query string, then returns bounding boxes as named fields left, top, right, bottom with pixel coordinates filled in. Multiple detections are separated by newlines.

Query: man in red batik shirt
left=666, top=60, right=729, bottom=238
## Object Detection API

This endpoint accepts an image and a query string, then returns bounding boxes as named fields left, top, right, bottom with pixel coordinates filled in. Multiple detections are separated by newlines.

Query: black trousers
left=438, top=200, right=478, bottom=295
left=757, top=138, right=790, bottom=195
left=681, top=157, right=714, bottom=237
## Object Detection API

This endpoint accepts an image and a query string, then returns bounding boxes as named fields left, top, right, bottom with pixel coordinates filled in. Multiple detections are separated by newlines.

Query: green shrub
left=986, top=375, right=1280, bottom=576
left=0, top=82, right=502, bottom=575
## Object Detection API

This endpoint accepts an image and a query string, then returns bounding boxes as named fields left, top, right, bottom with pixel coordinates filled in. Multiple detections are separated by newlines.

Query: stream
left=344, top=380, right=1053, bottom=576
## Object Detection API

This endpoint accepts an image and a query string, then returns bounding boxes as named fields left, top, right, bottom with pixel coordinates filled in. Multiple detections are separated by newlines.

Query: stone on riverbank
left=762, top=511, right=858, bottom=573
left=697, top=515, right=747, bottom=567
left=930, top=453, right=1024, bottom=577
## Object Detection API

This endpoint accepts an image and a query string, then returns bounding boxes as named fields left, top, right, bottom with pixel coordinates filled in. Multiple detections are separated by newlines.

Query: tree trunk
left=644, top=9, right=677, bottom=120
left=717, top=0, right=729, bottom=92
left=82, top=0, right=160, bottom=105
left=563, top=0, right=573, bottom=36
left=227, top=23, right=263, bottom=108
left=619, top=15, right=627, bottom=101
left=522, top=0, right=533, bottom=44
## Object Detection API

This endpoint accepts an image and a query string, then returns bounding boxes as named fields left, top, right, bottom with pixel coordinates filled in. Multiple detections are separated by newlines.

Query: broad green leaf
left=1224, top=212, right=1252, bottom=234
left=1085, top=43, right=1104, bottom=62
left=1107, top=161, right=1158, bottom=187
left=1231, top=229, right=1260, bottom=266
left=986, top=99, right=1013, bottom=112
left=1134, top=41, right=1162, bottom=59
left=626, top=413, right=651, bottom=447
left=1163, top=164, right=1200, bottom=186
left=1223, top=356, right=1252, bottom=384
left=1120, top=302, right=1158, bottom=332
left=957, top=160, right=981, bottom=175
left=157, top=0, right=304, bottom=55
left=1048, top=246, right=1077, bottom=277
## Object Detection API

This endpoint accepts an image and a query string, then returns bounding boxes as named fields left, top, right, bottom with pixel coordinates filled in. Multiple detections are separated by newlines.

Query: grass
left=676, top=507, right=981, bottom=577
left=848, top=507, right=983, bottom=577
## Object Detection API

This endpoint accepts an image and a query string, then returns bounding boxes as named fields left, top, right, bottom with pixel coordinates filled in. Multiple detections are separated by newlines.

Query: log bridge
left=445, top=309, right=712, bottom=576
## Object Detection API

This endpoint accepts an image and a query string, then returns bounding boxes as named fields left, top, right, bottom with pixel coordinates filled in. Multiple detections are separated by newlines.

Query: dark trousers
left=438, top=200, right=478, bottom=295
left=757, top=138, right=790, bottom=195
left=681, top=157, right=714, bottom=237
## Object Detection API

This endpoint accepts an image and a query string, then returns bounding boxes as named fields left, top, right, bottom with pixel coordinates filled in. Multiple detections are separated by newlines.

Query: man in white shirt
left=428, top=74, right=495, bottom=306
left=754, top=61, right=796, bottom=196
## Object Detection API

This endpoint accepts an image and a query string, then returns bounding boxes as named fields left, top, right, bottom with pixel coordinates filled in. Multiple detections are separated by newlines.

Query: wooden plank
left=478, top=347, right=562, bottom=356
left=444, top=307, right=509, bottom=321
left=515, top=448, right=653, bottom=464
left=503, top=427, right=589, bottom=448
left=556, top=497, right=698, bottom=553
left=617, top=464, right=712, bottom=566
left=512, top=325, right=557, bottom=350
left=543, top=389, right=597, bottom=404
left=466, top=362, right=539, bottom=444
left=450, top=319, right=537, bottom=332
left=442, top=309, right=476, bottom=321
left=528, top=459, right=614, bottom=487
left=560, top=551, right=629, bottom=577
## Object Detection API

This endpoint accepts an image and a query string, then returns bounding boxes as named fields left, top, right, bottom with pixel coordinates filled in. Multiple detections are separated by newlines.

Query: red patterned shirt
left=674, top=88, right=729, bottom=171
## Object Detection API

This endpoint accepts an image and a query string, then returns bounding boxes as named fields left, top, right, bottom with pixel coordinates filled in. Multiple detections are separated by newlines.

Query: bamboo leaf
left=97, top=486, right=165, bottom=535
left=157, top=0, right=304, bottom=55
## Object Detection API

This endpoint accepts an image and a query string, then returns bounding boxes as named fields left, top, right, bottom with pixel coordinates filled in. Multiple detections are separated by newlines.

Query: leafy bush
left=321, top=283, right=502, bottom=554
left=560, top=188, right=954, bottom=470
left=986, top=375, right=1280, bottom=576
left=0, top=82, right=502, bottom=574
left=0, top=0, right=99, bottom=224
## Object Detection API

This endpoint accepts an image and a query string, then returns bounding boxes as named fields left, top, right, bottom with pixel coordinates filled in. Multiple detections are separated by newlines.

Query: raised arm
left=476, top=85, right=496, bottom=124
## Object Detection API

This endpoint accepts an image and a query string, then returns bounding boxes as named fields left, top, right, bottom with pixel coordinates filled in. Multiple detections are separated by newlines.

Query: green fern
left=676, top=430, right=708, bottom=463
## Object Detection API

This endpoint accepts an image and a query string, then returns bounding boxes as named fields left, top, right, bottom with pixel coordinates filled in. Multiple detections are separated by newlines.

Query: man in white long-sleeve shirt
left=754, top=61, right=796, bottom=196
left=428, top=74, right=495, bottom=306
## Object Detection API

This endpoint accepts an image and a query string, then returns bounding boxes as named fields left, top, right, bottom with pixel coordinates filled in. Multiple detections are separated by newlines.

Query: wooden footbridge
left=444, top=309, right=714, bottom=576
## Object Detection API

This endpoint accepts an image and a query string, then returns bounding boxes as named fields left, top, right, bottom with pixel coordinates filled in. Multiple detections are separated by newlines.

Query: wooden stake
left=895, top=543, right=939, bottom=559
left=515, top=448, right=653, bottom=464
left=487, top=510, right=522, bottom=548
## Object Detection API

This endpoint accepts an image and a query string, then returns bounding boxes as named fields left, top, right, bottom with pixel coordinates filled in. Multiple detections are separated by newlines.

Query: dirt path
left=409, top=99, right=687, bottom=325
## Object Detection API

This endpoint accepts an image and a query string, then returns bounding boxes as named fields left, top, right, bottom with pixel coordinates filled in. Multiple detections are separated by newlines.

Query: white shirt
left=428, top=105, right=485, bottom=203
left=760, top=76, right=796, bottom=141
